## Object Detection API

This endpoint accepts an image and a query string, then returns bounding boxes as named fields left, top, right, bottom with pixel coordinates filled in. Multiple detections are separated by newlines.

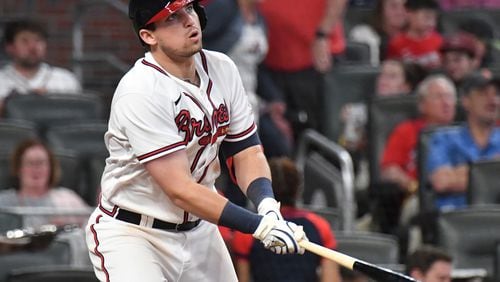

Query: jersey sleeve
left=223, top=58, right=257, bottom=142
left=112, top=92, right=186, bottom=163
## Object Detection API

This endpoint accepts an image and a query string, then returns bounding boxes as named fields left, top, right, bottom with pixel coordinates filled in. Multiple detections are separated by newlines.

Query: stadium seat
left=86, top=155, right=105, bottom=206
left=295, top=129, right=355, bottom=231
left=438, top=9, right=497, bottom=35
left=45, top=121, right=107, bottom=157
left=0, top=151, right=11, bottom=190
left=0, top=119, right=38, bottom=155
left=322, top=65, right=380, bottom=142
left=3, top=93, right=104, bottom=137
left=367, top=95, right=418, bottom=185
left=0, top=240, right=71, bottom=282
left=45, top=121, right=107, bottom=205
left=53, top=150, right=86, bottom=199
left=7, top=266, right=98, bottom=282
left=334, top=230, right=400, bottom=266
left=0, top=212, right=23, bottom=233
left=437, top=206, right=500, bottom=280
left=467, top=159, right=500, bottom=206
left=343, top=41, right=372, bottom=65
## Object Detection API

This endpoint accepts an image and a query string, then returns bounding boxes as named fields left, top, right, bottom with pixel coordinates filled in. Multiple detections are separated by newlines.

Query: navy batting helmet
left=129, top=0, right=207, bottom=36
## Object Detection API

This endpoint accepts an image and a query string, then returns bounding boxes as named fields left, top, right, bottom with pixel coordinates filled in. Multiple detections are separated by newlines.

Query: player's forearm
left=168, top=180, right=230, bottom=223
left=232, top=145, right=272, bottom=194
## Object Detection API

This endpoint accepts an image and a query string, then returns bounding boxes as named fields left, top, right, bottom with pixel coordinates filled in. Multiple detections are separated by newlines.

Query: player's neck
left=152, top=51, right=198, bottom=86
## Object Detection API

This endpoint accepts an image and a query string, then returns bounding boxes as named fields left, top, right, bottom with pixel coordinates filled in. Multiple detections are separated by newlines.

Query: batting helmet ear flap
left=194, top=2, right=207, bottom=30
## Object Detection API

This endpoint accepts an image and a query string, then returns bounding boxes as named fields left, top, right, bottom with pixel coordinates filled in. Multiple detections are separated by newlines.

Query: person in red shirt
left=258, top=0, right=347, bottom=144
left=386, top=0, right=443, bottom=70
left=374, top=74, right=456, bottom=235
left=232, top=157, right=341, bottom=282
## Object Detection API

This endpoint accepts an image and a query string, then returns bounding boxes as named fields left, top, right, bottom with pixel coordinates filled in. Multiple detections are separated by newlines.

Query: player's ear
left=139, top=29, right=157, bottom=46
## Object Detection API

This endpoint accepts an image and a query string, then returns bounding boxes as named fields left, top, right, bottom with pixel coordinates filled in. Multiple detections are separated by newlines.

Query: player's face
left=6, top=31, right=47, bottom=69
left=151, top=4, right=202, bottom=59
left=19, top=145, right=51, bottom=191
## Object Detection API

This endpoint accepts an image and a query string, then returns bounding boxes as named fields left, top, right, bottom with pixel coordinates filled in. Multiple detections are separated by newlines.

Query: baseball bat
left=299, top=240, right=417, bottom=282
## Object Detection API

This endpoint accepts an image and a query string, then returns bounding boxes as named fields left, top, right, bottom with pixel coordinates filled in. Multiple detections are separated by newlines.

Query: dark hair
left=405, top=0, right=440, bottom=11
left=268, top=157, right=301, bottom=207
left=403, top=62, right=428, bottom=90
left=406, top=245, right=452, bottom=275
left=9, top=138, right=60, bottom=189
left=3, top=19, right=48, bottom=46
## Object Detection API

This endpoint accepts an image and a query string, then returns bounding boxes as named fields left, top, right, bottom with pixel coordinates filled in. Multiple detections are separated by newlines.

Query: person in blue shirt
left=427, top=73, right=500, bottom=210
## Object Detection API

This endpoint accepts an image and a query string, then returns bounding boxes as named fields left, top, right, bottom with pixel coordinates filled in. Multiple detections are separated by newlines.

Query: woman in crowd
left=0, top=138, right=88, bottom=228
left=349, top=0, right=408, bottom=65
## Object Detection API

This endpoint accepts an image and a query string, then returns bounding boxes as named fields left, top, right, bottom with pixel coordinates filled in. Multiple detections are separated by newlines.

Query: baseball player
left=85, top=0, right=308, bottom=281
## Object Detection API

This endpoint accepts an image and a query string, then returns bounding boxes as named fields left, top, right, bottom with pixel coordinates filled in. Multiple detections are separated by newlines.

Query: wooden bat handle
left=299, top=240, right=356, bottom=270
left=299, top=240, right=417, bottom=282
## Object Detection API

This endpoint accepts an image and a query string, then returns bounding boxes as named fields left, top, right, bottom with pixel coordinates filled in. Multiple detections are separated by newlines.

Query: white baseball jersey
left=98, top=50, right=256, bottom=223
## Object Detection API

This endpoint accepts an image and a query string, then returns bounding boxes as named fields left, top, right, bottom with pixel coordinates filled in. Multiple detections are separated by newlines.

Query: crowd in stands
left=0, top=0, right=499, bottom=281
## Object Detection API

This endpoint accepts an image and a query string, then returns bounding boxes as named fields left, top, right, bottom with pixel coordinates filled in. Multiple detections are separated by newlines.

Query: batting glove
left=257, top=198, right=283, bottom=220
left=253, top=216, right=307, bottom=255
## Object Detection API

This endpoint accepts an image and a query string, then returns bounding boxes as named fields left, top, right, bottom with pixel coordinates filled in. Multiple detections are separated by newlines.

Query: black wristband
left=247, top=177, right=274, bottom=208
left=219, top=202, right=262, bottom=234
left=315, top=29, right=330, bottom=39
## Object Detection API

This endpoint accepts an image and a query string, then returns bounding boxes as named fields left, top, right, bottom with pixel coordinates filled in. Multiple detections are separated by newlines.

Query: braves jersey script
left=99, top=50, right=256, bottom=223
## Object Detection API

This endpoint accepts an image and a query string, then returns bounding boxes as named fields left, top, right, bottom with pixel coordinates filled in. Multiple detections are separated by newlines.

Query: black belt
left=115, top=208, right=201, bottom=232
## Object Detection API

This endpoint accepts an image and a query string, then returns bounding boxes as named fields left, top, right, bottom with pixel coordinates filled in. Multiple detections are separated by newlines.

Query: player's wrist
left=247, top=177, right=275, bottom=209
left=219, top=201, right=262, bottom=234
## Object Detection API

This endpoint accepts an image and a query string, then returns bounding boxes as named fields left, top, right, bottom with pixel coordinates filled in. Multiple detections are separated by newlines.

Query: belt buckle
left=174, top=223, right=181, bottom=231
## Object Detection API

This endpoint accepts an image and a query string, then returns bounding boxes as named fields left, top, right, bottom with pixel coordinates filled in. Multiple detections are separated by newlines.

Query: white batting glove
left=257, top=198, right=283, bottom=220
left=253, top=216, right=307, bottom=255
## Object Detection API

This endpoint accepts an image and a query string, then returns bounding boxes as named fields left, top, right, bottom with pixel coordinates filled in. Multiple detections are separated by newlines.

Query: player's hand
left=253, top=216, right=307, bottom=255
left=257, top=198, right=283, bottom=220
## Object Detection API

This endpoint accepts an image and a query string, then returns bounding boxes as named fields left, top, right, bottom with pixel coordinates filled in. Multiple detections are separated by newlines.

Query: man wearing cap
left=427, top=73, right=500, bottom=211
left=85, top=1, right=307, bottom=281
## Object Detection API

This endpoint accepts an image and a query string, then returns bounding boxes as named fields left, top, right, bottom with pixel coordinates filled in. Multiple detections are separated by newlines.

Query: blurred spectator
left=439, top=0, right=500, bottom=10
left=375, top=74, right=456, bottom=234
left=0, top=19, right=81, bottom=115
left=0, top=138, right=88, bottom=228
left=349, top=0, right=408, bottom=65
left=440, top=32, right=484, bottom=90
left=203, top=0, right=292, bottom=157
left=427, top=73, right=500, bottom=211
left=406, top=245, right=452, bottom=282
left=258, top=0, right=347, bottom=143
left=232, top=157, right=341, bottom=282
left=386, top=0, right=443, bottom=70
left=339, top=60, right=426, bottom=153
